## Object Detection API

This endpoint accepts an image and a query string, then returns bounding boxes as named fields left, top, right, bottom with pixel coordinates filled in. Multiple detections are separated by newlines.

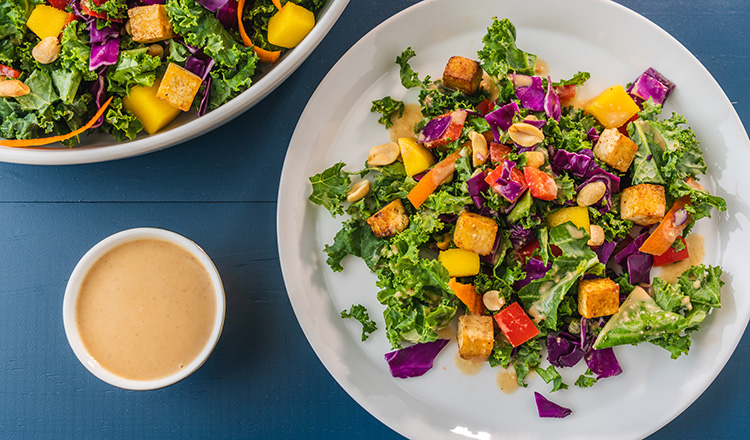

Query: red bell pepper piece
left=48, top=0, right=71, bottom=10
left=423, top=110, right=467, bottom=149
left=523, top=166, right=558, bottom=201
left=652, top=236, right=689, bottom=266
left=476, top=99, right=494, bottom=116
left=0, top=64, right=21, bottom=79
left=489, top=142, right=511, bottom=163
left=494, top=302, right=540, bottom=347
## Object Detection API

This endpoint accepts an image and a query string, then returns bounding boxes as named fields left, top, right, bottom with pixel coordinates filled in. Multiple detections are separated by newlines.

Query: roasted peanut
left=367, top=141, right=400, bottom=166
left=147, top=44, right=164, bottom=58
left=524, top=151, right=545, bottom=168
left=587, top=225, right=605, bottom=247
left=482, top=290, right=505, bottom=311
left=469, top=130, right=488, bottom=167
left=576, top=181, right=607, bottom=207
left=346, top=180, right=370, bottom=203
left=0, top=80, right=30, bottom=98
left=508, top=122, right=544, bottom=147
left=32, top=37, right=60, bottom=65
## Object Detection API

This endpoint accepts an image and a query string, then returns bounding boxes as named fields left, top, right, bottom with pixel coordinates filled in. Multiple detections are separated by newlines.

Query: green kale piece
left=341, top=304, right=378, bottom=341
left=308, top=162, right=351, bottom=217
left=395, top=47, right=423, bottom=89
left=370, top=97, right=405, bottom=129
left=553, top=71, right=590, bottom=87
left=537, top=364, right=568, bottom=392
left=477, top=17, right=537, bottom=78
left=107, top=48, right=162, bottom=94
left=518, top=222, right=603, bottom=330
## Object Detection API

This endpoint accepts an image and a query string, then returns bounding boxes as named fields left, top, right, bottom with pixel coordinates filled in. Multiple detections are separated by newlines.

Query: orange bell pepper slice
left=237, top=0, right=281, bottom=64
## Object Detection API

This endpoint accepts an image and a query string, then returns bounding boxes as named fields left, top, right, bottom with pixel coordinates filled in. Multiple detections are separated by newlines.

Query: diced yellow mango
left=267, top=2, right=315, bottom=48
left=584, top=85, right=640, bottom=129
left=123, top=80, right=182, bottom=135
left=26, top=5, right=72, bottom=40
left=438, top=249, right=480, bottom=277
left=398, top=137, right=434, bottom=176
left=547, top=206, right=590, bottom=233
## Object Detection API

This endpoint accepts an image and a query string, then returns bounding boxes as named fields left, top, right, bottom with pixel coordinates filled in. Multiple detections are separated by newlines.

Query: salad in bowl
left=309, top=17, right=727, bottom=417
left=0, top=0, right=342, bottom=162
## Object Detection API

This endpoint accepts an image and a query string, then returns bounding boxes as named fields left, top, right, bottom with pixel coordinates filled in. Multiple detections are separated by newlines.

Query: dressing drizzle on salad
left=309, top=17, right=727, bottom=417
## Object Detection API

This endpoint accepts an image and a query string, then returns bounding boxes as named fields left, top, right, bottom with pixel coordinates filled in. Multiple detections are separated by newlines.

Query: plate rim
left=277, top=0, right=750, bottom=438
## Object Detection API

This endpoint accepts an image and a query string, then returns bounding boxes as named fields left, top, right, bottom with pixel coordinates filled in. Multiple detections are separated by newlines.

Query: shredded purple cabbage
left=384, top=339, right=449, bottom=378
left=627, top=253, right=653, bottom=284
left=418, top=115, right=451, bottom=143
left=514, top=257, right=551, bottom=290
left=547, top=331, right=585, bottom=368
left=508, top=224, right=534, bottom=250
left=587, top=127, right=599, bottom=143
left=89, top=75, right=107, bottom=129
left=523, top=118, right=547, bottom=130
left=627, top=68, right=675, bottom=105
left=466, top=171, right=489, bottom=209
left=88, top=23, right=119, bottom=71
left=479, top=232, right=503, bottom=265
left=485, top=102, right=519, bottom=141
left=512, top=75, right=545, bottom=111
left=490, top=160, right=525, bottom=202
left=534, top=392, right=572, bottom=418
left=183, top=56, right=215, bottom=116
left=584, top=347, right=623, bottom=379
left=613, top=231, right=649, bottom=267
left=552, top=148, right=594, bottom=179
left=594, top=240, right=617, bottom=265
left=544, top=76, right=561, bottom=122
left=140, top=0, right=166, bottom=4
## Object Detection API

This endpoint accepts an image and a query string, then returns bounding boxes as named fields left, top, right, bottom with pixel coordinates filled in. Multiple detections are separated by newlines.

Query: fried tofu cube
left=593, top=128, right=639, bottom=172
left=578, top=277, right=620, bottom=319
left=442, top=56, right=483, bottom=95
left=457, top=315, right=494, bottom=361
left=156, top=63, right=203, bottom=112
left=128, top=5, right=175, bottom=44
left=620, top=183, right=666, bottom=226
left=453, top=212, right=498, bottom=256
left=366, top=199, right=409, bottom=237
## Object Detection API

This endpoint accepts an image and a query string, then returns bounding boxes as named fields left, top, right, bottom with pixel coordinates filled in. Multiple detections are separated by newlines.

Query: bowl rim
left=0, top=0, right=350, bottom=166
left=62, top=227, right=226, bottom=390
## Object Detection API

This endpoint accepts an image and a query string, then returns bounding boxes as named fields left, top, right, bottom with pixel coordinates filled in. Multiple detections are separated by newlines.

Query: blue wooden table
left=1, top=0, right=747, bottom=438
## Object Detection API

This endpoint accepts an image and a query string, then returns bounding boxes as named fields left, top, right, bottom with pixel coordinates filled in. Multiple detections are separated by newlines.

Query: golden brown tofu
left=453, top=212, right=498, bottom=256
left=593, top=128, right=639, bottom=172
left=457, top=314, right=494, bottom=361
left=442, top=56, right=483, bottom=95
left=620, top=183, right=666, bottom=226
left=366, top=199, right=409, bottom=238
left=578, top=277, right=620, bottom=319
left=156, top=63, right=203, bottom=112
left=128, top=5, right=175, bottom=44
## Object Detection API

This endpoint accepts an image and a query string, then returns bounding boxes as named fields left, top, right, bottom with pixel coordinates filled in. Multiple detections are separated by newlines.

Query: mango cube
left=547, top=206, right=590, bottom=233
left=584, top=85, right=640, bottom=129
left=398, top=137, right=435, bottom=176
left=438, top=249, right=480, bottom=277
left=267, top=2, right=315, bottom=48
left=26, top=5, right=72, bottom=40
left=123, top=80, right=181, bottom=135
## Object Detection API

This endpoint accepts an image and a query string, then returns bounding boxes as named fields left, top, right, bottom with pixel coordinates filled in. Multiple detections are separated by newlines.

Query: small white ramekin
left=62, top=227, right=226, bottom=390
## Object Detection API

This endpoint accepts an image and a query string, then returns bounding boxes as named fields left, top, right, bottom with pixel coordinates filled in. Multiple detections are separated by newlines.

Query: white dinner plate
left=0, top=0, right=348, bottom=165
left=277, top=0, right=750, bottom=438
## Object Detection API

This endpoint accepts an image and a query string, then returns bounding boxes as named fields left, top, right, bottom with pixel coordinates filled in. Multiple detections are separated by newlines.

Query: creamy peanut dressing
left=454, top=352, right=484, bottom=375
left=388, top=103, right=422, bottom=142
left=76, top=239, right=216, bottom=381
left=656, top=234, right=705, bottom=284
left=496, top=365, right=520, bottom=394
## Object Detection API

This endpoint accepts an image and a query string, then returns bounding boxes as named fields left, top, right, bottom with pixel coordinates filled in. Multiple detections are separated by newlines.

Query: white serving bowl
left=0, top=0, right=349, bottom=165
left=62, top=227, right=226, bottom=390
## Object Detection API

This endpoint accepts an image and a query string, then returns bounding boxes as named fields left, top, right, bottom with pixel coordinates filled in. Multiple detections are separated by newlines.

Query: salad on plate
left=0, top=0, right=324, bottom=147
left=309, top=17, right=727, bottom=417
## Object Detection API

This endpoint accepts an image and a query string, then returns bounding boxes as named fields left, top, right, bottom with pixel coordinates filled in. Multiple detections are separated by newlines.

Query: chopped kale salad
left=309, top=17, right=726, bottom=417
left=0, top=0, right=324, bottom=146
